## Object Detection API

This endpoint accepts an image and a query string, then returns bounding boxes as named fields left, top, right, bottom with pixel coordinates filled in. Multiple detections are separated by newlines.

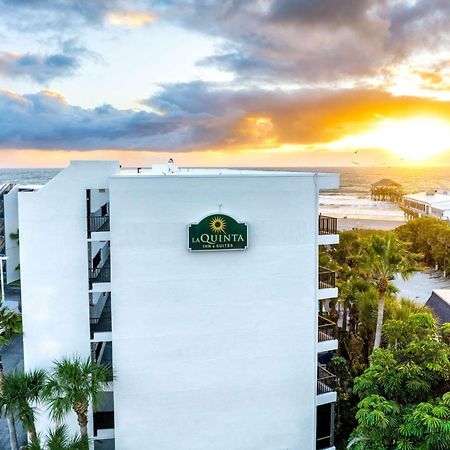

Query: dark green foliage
left=349, top=313, right=450, bottom=449
left=25, top=425, right=88, bottom=450
left=396, top=217, right=450, bottom=274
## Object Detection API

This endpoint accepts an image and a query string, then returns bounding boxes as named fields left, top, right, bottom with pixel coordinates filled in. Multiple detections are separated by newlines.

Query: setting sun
left=330, top=117, right=450, bottom=161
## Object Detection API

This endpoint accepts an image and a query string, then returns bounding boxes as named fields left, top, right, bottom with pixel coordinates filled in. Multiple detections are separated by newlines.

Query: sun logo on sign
left=209, top=216, right=226, bottom=233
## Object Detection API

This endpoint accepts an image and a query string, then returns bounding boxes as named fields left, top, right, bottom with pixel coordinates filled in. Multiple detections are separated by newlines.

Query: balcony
left=318, top=215, right=339, bottom=245
left=317, top=366, right=337, bottom=395
left=90, top=294, right=112, bottom=339
left=316, top=403, right=335, bottom=450
left=89, top=260, right=111, bottom=288
left=92, top=341, right=113, bottom=381
left=94, top=411, right=114, bottom=439
left=318, top=315, right=336, bottom=342
left=318, top=267, right=336, bottom=289
left=318, top=315, right=338, bottom=353
left=317, top=365, right=337, bottom=406
left=88, top=215, right=110, bottom=239
left=94, top=439, right=115, bottom=450
left=319, top=215, right=337, bottom=235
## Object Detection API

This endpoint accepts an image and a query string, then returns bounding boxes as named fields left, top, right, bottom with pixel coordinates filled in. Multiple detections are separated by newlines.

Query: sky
left=1, top=0, right=450, bottom=167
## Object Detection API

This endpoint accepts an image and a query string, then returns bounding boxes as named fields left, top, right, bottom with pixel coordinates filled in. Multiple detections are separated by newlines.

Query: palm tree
left=25, top=425, right=88, bottom=450
left=1, top=370, right=47, bottom=441
left=0, top=305, right=22, bottom=450
left=44, top=356, right=112, bottom=436
left=360, top=233, right=417, bottom=353
left=0, top=380, right=20, bottom=450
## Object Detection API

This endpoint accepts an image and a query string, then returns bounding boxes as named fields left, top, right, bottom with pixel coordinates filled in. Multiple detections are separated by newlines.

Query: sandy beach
left=394, top=270, right=450, bottom=305
left=337, top=217, right=405, bottom=231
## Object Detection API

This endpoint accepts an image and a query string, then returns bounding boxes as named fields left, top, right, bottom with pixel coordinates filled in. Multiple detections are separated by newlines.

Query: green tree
left=0, top=306, right=23, bottom=450
left=349, top=312, right=450, bottom=449
left=25, top=425, right=88, bottom=450
left=43, top=356, right=112, bottom=437
left=0, top=370, right=47, bottom=442
left=396, top=216, right=449, bottom=272
left=359, top=233, right=417, bottom=352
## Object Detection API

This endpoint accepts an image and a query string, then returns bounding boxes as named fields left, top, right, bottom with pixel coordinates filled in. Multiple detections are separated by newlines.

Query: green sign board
left=188, top=214, right=248, bottom=251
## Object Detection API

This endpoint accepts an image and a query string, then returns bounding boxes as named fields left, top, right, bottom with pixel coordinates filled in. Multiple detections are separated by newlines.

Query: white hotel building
left=18, top=161, right=339, bottom=450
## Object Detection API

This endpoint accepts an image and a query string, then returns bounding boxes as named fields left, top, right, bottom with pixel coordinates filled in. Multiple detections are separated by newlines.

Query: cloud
left=0, top=51, right=79, bottom=83
left=0, top=0, right=156, bottom=33
left=107, top=10, right=155, bottom=28
left=0, top=0, right=120, bottom=28
left=2, top=82, right=450, bottom=152
left=149, top=0, right=450, bottom=85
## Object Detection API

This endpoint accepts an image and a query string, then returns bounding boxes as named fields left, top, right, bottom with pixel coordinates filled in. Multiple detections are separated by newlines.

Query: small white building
left=402, top=190, right=450, bottom=221
left=19, top=161, right=339, bottom=450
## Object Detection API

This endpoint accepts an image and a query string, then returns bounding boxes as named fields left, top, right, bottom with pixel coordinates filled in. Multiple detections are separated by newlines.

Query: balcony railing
left=318, top=267, right=336, bottom=289
left=90, top=315, right=112, bottom=338
left=317, top=366, right=337, bottom=395
left=89, top=265, right=111, bottom=285
left=88, top=215, right=110, bottom=234
left=318, top=315, right=336, bottom=342
left=319, top=215, right=337, bottom=235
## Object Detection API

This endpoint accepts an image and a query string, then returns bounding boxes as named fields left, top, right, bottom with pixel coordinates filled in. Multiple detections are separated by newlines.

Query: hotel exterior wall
left=110, top=174, right=321, bottom=450
left=18, top=160, right=119, bottom=436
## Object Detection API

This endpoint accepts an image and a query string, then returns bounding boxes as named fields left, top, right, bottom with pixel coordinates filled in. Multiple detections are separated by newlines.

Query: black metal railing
left=318, top=315, right=336, bottom=342
left=89, top=265, right=111, bottom=285
left=319, top=215, right=337, bottom=235
left=88, top=215, right=110, bottom=234
left=93, top=411, right=114, bottom=436
left=90, top=315, right=112, bottom=338
left=317, top=366, right=337, bottom=395
left=318, top=267, right=336, bottom=289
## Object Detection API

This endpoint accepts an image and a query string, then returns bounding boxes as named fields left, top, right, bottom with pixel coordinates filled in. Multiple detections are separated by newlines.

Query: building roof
left=403, top=190, right=450, bottom=208
left=371, top=178, right=401, bottom=187
left=425, top=290, right=450, bottom=324
left=118, top=165, right=332, bottom=177
left=114, top=164, right=340, bottom=189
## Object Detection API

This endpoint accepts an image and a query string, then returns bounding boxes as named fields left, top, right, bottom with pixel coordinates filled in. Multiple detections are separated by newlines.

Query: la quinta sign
left=188, top=214, right=248, bottom=251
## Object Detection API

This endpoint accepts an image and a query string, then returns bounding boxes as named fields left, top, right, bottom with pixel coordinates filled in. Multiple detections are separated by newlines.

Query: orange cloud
left=107, top=11, right=155, bottom=28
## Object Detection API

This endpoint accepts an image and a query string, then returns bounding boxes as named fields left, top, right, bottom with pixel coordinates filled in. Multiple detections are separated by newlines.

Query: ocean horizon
left=1, top=166, right=449, bottom=222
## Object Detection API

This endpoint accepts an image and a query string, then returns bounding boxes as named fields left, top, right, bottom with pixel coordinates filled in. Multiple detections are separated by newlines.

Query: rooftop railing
left=318, top=315, right=336, bottom=342
left=319, top=215, right=338, bottom=235
left=318, top=267, right=336, bottom=289
left=317, top=365, right=337, bottom=395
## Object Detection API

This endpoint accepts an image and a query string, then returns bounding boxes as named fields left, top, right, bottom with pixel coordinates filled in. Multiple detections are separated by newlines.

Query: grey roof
left=425, top=290, right=450, bottom=324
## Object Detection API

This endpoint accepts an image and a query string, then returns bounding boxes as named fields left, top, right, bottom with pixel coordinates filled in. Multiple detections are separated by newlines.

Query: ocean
left=0, top=166, right=448, bottom=221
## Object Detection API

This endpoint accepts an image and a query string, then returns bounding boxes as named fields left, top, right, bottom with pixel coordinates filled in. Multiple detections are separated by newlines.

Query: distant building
left=0, top=183, right=40, bottom=285
left=18, top=160, right=340, bottom=450
left=402, top=190, right=450, bottom=222
left=425, top=290, right=450, bottom=324
left=370, top=179, right=403, bottom=202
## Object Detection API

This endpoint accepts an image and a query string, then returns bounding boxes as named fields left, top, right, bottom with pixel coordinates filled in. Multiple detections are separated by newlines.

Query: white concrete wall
left=4, top=186, right=20, bottom=283
left=109, top=174, right=326, bottom=450
left=19, top=160, right=119, bottom=436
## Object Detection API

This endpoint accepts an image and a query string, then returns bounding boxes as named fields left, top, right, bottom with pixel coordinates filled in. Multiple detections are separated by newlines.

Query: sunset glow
left=0, top=1, right=450, bottom=166
left=330, top=117, right=450, bottom=161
